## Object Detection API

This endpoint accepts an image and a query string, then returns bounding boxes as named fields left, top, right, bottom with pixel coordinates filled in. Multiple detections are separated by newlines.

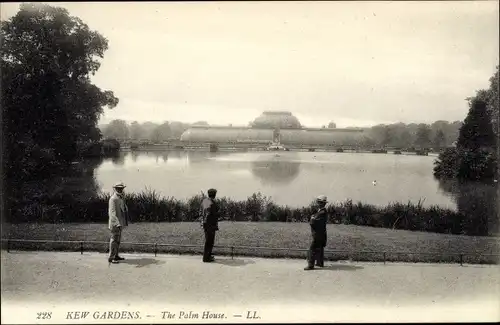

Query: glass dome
left=250, top=111, right=302, bottom=129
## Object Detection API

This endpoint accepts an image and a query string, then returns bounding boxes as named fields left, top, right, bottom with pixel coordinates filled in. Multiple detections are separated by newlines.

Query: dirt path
left=1, top=251, right=499, bottom=323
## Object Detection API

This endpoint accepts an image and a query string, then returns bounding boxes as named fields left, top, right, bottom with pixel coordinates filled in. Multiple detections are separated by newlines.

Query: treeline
left=365, top=121, right=461, bottom=149
left=100, top=119, right=462, bottom=149
left=99, top=120, right=209, bottom=143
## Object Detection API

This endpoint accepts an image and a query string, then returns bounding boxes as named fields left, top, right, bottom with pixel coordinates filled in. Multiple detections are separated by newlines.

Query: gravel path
left=1, top=251, right=499, bottom=323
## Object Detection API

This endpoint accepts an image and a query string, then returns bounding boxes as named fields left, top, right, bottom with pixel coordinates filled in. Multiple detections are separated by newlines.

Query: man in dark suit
left=304, top=195, right=328, bottom=270
left=200, top=188, right=220, bottom=262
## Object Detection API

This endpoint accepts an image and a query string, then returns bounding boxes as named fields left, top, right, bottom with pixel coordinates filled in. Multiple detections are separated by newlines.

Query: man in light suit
left=108, top=182, right=129, bottom=264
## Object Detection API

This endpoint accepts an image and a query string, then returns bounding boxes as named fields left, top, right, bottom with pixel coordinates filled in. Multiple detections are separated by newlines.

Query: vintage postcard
left=1, top=1, right=499, bottom=323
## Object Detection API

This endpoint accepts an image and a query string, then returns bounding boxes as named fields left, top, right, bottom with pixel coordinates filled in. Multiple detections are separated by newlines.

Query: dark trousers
left=307, top=239, right=325, bottom=267
left=203, top=229, right=216, bottom=261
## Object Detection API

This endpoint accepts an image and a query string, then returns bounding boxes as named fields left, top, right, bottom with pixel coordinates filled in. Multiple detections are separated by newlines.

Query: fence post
left=459, top=254, right=463, bottom=266
left=7, top=239, right=10, bottom=253
left=154, top=243, right=158, bottom=257
left=383, top=252, right=386, bottom=265
left=80, top=242, right=83, bottom=255
left=231, top=246, right=234, bottom=260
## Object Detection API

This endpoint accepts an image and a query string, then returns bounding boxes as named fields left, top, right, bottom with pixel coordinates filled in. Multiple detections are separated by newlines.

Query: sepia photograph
left=1, top=1, right=499, bottom=323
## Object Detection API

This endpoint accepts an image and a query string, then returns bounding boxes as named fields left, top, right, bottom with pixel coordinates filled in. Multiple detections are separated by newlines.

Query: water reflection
left=438, top=179, right=498, bottom=236
left=251, top=154, right=301, bottom=185
left=111, top=154, right=125, bottom=166
left=94, top=150, right=461, bottom=208
left=131, top=151, right=140, bottom=162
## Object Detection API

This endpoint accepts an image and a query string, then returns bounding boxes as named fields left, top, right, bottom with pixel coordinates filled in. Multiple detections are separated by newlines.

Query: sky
left=1, top=1, right=499, bottom=128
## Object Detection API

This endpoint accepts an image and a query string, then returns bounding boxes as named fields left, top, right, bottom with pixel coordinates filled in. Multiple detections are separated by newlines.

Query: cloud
left=2, top=1, right=499, bottom=127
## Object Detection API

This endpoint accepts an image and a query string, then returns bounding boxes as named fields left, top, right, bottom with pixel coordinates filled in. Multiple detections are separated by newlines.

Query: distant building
left=180, top=111, right=364, bottom=146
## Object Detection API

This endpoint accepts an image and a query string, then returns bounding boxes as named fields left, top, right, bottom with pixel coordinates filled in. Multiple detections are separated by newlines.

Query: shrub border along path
left=11, top=190, right=497, bottom=237
left=3, top=222, right=499, bottom=265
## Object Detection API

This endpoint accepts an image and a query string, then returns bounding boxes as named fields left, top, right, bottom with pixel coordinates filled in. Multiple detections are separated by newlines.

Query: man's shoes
left=108, top=258, right=119, bottom=264
left=115, top=256, right=125, bottom=261
left=304, top=266, right=314, bottom=270
left=316, top=263, right=324, bottom=267
left=203, top=256, right=215, bottom=263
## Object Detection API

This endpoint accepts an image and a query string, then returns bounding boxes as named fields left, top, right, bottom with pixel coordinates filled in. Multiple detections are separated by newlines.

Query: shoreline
left=8, top=190, right=497, bottom=237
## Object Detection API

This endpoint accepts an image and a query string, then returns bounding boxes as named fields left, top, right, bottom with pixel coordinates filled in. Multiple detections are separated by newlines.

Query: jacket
left=310, top=207, right=328, bottom=245
left=200, top=197, right=219, bottom=231
left=108, top=193, right=129, bottom=230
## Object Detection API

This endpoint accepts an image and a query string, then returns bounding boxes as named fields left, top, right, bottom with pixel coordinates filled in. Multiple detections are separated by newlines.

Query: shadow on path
left=118, top=258, right=166, bottom=268
left=214, top=258, right=256, bottom=267
left=315, top=264, right=364, bottom=271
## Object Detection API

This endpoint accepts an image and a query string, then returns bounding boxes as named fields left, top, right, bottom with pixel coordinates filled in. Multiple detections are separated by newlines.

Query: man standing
left=200, top=188, right=220, bottom=263
left=304, top=195, right=328, bottom=270
left=108, top=182, right=129, bottom=264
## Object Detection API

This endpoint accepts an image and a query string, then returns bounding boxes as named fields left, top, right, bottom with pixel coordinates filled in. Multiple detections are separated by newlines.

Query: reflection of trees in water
left=251, top=158, right=301, bottom=185
left=110, top=153, right=125, bottom=166
left=13, top=157, right=105, bottom=222
left=438, top=179, right=498, bottom=236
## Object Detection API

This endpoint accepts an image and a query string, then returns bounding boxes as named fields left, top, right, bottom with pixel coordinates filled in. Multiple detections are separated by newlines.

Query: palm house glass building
left=180, top=111, right=365, bottom=146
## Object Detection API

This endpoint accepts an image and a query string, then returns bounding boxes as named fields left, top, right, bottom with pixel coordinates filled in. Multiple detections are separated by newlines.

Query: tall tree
left=433, top=129, right=446, bottom=149
left=468, top=65, right=499, bottom=138
left=1, top=3, right=118, bottom=180
left=150, top=122, right=172, bottom=142
left=328, top=122, right=337, bottom=129
left=414, top=124, right=432, bottom=148
left=103, top=119, right=129, bottom=140
left=457, top=99, right=496, bottom=150
left=129, top=121, right=145, bottom=140
left=397, top=128, right=413, bottom=148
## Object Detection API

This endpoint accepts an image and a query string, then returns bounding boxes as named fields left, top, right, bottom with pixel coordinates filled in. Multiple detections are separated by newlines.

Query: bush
left=434, top=147, right=497, bottom=181
left=7, top=190, right=491, bottom=237
left=101, top=139, right=120, bottom=156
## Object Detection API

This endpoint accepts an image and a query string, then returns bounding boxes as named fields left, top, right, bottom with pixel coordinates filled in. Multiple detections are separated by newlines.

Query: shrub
left=7, top=190, right=494, bottom=237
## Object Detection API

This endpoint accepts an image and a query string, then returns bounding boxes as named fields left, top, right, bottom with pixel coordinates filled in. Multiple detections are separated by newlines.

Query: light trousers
left=109, top=226, right=122, bottom=259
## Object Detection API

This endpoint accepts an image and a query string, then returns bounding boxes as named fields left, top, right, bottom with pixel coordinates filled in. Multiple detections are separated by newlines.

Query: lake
left=94, top=150, right=458, bottom=209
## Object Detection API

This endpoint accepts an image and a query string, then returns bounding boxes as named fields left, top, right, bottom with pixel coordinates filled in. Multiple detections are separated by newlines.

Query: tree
left=103, top=119, right=129, bottom=140
left=140, top=122, right=160, bottom=141
left=433, top=129, right=446, bottom=149
left=1, top=3, right=118, bottom=180
left=192, top=121, right=209, bottom=126
left=169, top=121, right=190, bottom=139
left=328, top=122, right=337, bottom=129
left=397, top=129, right=413, bottom=148
left=467, top=65, right=499, bottom=138
left=457, top=99, right=496, bottom=150
left=434, top=98, right=497, bottom=181
left=129, top=121, right=145, bottom=140
left=414, top=124, right=432, bottom=148
left=150, top=122, right=172, bottom=143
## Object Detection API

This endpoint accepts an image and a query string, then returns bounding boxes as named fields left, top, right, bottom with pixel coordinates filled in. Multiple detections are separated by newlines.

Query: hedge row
left=6, top=189, right=492, bottom=236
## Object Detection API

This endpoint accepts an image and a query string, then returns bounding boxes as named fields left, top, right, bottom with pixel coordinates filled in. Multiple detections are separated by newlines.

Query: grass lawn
left=3, top=222, right=500, bottom=264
